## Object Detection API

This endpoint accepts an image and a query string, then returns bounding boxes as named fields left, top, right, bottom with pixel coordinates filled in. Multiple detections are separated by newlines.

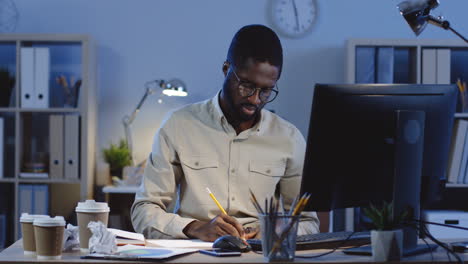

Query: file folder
left=33, top=184, right=49, bottom=215
left=49, top=115, right=64, bottom=179
left=64, top=115, right=80, bottom=179
left=17, top=184, right=33, bottom=237
left=20, top=47, right=35, bottom=108
left=34, top=48, right=50, bottom=108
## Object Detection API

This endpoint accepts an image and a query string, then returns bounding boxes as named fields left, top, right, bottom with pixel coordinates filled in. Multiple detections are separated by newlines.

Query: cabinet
left=342, top=38, right=468, bottom=231
left=0, top=34, right=97, bottom=248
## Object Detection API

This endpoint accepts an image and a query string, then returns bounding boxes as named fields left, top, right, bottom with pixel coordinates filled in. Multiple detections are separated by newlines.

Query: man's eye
left=240, top=83, right=256, bottom=90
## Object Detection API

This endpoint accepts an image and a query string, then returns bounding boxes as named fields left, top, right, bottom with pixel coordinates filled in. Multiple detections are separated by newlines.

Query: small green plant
left=102, top=139, right=131, bottom=178
left=363, top=201, right=409, bottom=231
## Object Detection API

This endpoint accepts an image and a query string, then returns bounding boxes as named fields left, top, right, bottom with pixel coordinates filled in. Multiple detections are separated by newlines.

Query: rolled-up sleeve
left=131, top=118, right=195, bottom=239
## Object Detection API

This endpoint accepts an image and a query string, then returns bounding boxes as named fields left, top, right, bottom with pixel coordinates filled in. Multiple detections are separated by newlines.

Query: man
left=131, top=24, right=319, bottom=241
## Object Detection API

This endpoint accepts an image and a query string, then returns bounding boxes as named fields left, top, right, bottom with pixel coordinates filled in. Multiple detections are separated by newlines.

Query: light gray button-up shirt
left=131, top=92, right=319, bottom=239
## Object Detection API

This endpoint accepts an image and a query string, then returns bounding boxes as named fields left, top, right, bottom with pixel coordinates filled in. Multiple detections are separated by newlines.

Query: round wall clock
left=270, top=0, right=318, bottom=39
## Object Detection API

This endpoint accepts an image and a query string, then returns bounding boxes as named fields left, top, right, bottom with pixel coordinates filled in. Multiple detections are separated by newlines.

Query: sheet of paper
left=84, top=245, right=198, bottom=260
left=108, top=228, right=145, bottom=241
left=146, top=239, right=213, bottom=249
left=118, top=244, right=198, bottom=259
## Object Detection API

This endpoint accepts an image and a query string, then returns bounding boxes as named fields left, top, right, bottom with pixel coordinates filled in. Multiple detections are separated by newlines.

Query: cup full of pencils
left=259, top=213, right=300, bottom=261
left=250, top=190, right=311, bottom=262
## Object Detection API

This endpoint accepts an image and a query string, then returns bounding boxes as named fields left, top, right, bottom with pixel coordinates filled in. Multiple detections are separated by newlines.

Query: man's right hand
left=183, top=214, right=245, bottom=242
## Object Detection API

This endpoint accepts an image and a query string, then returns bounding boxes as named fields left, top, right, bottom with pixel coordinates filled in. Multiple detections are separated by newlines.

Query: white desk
left=102, top=185, right=139, bottom=194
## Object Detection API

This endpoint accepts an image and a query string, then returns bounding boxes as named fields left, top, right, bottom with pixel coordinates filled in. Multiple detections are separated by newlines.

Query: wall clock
left=270, top=0, right=318, bottom=39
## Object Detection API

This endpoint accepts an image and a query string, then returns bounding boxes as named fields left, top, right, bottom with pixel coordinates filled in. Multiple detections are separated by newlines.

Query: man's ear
left=222, top=61, right=230, bottom=77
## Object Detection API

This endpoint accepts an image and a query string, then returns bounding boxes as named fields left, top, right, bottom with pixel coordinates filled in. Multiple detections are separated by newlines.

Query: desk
left=0, top=239, right=466, bottom=263
left=102, top=185, right=138, bottom=232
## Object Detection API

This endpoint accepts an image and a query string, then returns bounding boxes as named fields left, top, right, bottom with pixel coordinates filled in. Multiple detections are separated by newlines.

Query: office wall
left=14, top=0, right=468, bottom=177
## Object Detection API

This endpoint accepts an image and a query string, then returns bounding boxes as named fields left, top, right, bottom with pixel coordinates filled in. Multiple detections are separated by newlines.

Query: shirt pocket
left=181, top=155, right=219, bottom=170
left=180, top=155, right=221, bottom=206
left=248, top=160, right=285, bottom=199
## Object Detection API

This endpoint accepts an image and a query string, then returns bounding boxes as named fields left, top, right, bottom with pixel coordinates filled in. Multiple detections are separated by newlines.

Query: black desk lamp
left=398, top=0, right=468, bottom=43
left=122, top=79, right=187, bottom=165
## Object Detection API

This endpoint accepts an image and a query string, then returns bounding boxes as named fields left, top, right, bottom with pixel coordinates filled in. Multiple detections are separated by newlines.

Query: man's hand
left=183, top=214, right=245, bottom=242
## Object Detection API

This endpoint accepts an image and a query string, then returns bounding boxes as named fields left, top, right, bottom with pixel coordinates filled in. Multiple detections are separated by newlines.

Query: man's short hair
left=227, top=24, right=283, bottom=79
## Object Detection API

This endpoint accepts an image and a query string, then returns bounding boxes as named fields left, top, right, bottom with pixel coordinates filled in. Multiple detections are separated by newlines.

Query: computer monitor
left=300, top=83, right=457, bottom=255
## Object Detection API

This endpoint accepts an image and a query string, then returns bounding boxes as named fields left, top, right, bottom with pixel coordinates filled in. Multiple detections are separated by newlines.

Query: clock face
left=270, top=0, right=318, bottom=38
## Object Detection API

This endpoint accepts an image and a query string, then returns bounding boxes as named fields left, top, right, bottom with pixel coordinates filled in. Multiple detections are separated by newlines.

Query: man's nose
left=247, top=89, right=261, bottom=105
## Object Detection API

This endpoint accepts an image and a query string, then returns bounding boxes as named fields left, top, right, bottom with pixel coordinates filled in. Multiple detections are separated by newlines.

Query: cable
left=418, top=221, right=463, bottom=264
left=416, top=219, right=468, bottom=231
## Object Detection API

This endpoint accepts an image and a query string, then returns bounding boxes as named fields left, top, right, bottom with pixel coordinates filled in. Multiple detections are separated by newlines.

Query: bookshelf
left=343, top=38, right=468, bottom=232
left=0, top=34, right=97, bottom=248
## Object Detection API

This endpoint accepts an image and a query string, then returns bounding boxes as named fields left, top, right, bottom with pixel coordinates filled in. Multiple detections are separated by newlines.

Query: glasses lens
left=239, top=83, right=256, bottom=97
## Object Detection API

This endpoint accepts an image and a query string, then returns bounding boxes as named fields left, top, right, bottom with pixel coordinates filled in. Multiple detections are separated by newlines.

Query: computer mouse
left=212, top=235, right=252, bottom=252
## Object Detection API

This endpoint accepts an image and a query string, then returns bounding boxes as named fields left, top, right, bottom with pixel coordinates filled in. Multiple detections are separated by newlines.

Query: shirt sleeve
left=130, top=116, right=195, bottom=239
left=280, top=127, right=320, bottom=235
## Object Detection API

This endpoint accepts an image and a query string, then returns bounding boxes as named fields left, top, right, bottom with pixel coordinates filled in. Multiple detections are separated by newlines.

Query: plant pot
left=371, top=229, right=403, bottom=262
left=110, top=167, right=123, bottom=179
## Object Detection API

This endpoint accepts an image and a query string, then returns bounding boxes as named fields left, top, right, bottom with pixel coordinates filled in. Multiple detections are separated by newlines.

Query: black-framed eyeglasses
left=230, top=67, right=279, bottom=103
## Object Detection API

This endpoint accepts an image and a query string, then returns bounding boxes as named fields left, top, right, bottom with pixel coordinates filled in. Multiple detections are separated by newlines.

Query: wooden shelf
left=0, top=178, right=15, bottom=183
left=17, top=178, right=81, bottom=184
left=445, top=183, right=468, bottom=188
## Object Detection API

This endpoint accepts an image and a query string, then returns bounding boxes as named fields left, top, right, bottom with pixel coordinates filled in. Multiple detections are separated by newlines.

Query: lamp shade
left=161, top=78, right=188, bottom=97
left=398, top=0, right=439, bottom=36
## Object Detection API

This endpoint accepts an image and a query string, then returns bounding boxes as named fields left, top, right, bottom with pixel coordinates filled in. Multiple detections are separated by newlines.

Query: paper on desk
left=108, top=228, right=145, bottom=241
left=118, top=244, right=198, bottom=259
left=146, top=239, right=213, bottom=249
left=84, top=245, right=198, bottom=260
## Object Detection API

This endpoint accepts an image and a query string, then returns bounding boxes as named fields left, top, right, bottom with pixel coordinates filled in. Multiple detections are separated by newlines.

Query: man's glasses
left=231, top=68, right=279, bottom=103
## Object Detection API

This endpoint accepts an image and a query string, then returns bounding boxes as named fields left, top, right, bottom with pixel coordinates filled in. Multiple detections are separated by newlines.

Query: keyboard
left=247, top=231, right=371, bottom=251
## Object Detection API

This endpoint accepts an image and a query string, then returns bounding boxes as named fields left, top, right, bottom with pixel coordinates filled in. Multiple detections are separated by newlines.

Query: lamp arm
left=122, top=80, right=163, bottom=165
left=427, top=16, right=468, bottom=43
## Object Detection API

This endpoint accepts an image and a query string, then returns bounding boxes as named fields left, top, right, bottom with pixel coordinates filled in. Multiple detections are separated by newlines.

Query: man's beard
left=225, top=86, right=261, bottom=122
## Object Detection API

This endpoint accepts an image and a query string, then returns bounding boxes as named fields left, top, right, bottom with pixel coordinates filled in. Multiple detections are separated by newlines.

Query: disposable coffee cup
left=33, top=216, right=66, bottom=260
left=75, top=200, right=110, bottom=252
left=19, top=213, right=49, bottom=256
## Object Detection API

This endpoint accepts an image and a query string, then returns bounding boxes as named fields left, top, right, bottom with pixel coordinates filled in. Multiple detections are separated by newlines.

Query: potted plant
left=363, top=201, right=408, bottom=261
left=102, top=139, right=131, bottom=180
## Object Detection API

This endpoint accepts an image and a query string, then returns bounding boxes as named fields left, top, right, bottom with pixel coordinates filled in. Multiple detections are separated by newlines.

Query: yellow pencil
left=205, top=187, right=227, bottom=215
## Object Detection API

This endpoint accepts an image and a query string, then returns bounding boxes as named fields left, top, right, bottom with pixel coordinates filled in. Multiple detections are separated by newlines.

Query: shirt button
left=231, top=169, right=235, bottom=173
left=232, top=197, right=235, bottom=201
left=194, top=162, right=199, bottom=166
left=266, top=169, right=271, bottom=174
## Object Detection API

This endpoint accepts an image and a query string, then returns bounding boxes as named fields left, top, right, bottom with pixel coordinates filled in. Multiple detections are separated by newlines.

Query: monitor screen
left=301, top=83, right=457, bottom=212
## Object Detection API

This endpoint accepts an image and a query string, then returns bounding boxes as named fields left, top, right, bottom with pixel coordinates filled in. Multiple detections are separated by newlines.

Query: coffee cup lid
left=75, top=199, right=110, bottom=213
left=20, top=213, right=49, bottom=223
left=33, top=216, right=66, bottom=227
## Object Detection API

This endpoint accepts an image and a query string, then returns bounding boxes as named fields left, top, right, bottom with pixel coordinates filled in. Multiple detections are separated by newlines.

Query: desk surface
left=0, top=240, right=467, bottom=264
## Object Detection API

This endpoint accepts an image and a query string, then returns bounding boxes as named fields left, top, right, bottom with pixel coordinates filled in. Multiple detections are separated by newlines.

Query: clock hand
left=291, top=0, right=300, bottom=32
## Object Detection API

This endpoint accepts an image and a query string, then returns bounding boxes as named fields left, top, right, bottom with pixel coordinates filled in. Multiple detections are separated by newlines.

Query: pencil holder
left=259, top=214, right=299, bottom=262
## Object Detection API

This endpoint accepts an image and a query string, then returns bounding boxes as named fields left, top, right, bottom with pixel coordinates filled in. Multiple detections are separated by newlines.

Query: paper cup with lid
left=33, top=216, right=66, bottom=260
left=75, top=200, right=110, bottom=251
left=20, top=213, right=49, bottom=255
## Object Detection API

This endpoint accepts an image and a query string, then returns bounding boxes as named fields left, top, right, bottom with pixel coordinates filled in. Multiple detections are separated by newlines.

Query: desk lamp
left=122, top=79, right=187, bottom=165
left=398, top=0, right=468, bottom=43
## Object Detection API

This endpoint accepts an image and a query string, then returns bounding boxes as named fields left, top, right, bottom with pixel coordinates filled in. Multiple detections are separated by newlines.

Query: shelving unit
left=342, top=38, right=468, bottom=231
left=0, top=34, right=97, bottom=248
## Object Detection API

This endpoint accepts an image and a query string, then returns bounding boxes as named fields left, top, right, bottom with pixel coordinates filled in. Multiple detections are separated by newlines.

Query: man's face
left=222, top=59, right=279, bottom=122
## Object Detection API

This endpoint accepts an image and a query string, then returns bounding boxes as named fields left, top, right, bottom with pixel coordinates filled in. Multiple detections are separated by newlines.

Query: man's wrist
left=182, top=220, right=202, bottom=238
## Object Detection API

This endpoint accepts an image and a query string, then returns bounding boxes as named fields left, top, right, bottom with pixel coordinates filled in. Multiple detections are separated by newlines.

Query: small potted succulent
left=102, top=139, right=131, bottom=181
left=363, top=201, right=408, bottom=261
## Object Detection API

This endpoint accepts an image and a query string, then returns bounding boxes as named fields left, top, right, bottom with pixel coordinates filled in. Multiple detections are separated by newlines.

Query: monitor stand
left=345, top=111, right=437, bottom=256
